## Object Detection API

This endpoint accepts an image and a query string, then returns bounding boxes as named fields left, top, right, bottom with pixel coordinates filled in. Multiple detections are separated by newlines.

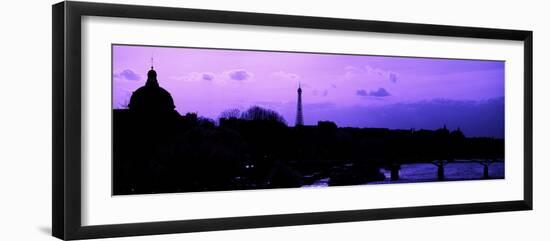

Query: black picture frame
left=52, top=1, right=533, bottom=240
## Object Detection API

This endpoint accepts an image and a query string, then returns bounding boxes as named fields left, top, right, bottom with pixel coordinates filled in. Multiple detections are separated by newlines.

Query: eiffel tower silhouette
left=295, top=82, right=304, bottom=126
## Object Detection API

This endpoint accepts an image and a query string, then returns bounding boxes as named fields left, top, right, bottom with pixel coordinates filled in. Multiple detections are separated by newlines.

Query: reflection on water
left=303, top=161, right=504, bottom=188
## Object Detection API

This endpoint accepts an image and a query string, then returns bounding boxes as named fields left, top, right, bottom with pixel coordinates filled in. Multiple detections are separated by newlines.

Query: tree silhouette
left=198, top=117, right=216, bottom=127
left=240, top=106, right=287, bottom=125
left=219, top=108, right=241, bottom=120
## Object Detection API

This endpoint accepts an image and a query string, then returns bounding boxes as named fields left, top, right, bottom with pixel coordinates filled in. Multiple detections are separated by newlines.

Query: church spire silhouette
left=295, top=82, right=304, bottom=126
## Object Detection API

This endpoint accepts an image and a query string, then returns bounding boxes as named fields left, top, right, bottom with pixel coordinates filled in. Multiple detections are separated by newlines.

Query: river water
left=303, top=161, right=504, bottom=188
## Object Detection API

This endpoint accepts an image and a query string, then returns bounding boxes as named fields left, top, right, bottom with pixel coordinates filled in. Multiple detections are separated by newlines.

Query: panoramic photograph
left=112, top=44, right=505, bottom=195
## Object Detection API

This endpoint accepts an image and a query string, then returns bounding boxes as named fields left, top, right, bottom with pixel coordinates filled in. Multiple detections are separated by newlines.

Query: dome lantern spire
left=129, top=59, right=175, bottom=112
left=146, top=56, right=159, bottom=87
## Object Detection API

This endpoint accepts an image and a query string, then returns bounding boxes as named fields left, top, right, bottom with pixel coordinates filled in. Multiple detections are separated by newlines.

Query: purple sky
left=112, top=45, right=504, bottom=138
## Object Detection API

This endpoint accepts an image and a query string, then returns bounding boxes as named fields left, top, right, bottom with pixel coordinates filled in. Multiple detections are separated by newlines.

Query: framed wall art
left=52, top=1, right=533, bottom=240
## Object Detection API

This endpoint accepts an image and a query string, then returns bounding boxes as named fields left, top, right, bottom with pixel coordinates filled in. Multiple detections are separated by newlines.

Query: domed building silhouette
left=113, top=62, right=181, bottom=194
left=128, top=65, right=176, bottom=114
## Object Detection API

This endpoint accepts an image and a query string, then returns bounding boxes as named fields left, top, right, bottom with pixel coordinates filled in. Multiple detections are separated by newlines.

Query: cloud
left=171, top=72, right=216, bottom=82
left=365, top=65, right=399, bottom=83
left=113, top=87, right=133, bottom=109
left=343, top=66, right=359, bottom=80
left=202, top=73, right=215, bottom=81
left=311, top=89, right=328, bottom=97
left=356, top=88, right=391, bottom=97
left=115, top=69, right=141, bottom=81
left=294, top=97, right=504, bottom=138
left=170, top=70, right=252, bottom=83
left=389, top=73, right=398, bottom=83
left=369, top=88, right=390, bottom=97
left=227, top=69, right=252, bottom=81
left=356, top=89, right=368, bottom=96
left=272, top=71, right=299, bottom=81
left=342, top=65, right=399, bottom=83
left=363, top=97, right=505, bottom=138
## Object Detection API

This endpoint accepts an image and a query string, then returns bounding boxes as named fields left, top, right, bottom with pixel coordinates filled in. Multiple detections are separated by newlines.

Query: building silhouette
left=113, top=61, right=181, bottom=194
left=128, top=63, right=176, bottom=113
left=295, top=82, right=304, bottom=126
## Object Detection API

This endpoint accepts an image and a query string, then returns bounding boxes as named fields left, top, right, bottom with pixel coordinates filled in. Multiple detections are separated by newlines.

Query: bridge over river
left=302, top=159, right=504, bottom=188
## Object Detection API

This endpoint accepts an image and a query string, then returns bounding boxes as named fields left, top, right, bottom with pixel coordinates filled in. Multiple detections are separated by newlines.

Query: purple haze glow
left=113, top=45, right=505, bottom=138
